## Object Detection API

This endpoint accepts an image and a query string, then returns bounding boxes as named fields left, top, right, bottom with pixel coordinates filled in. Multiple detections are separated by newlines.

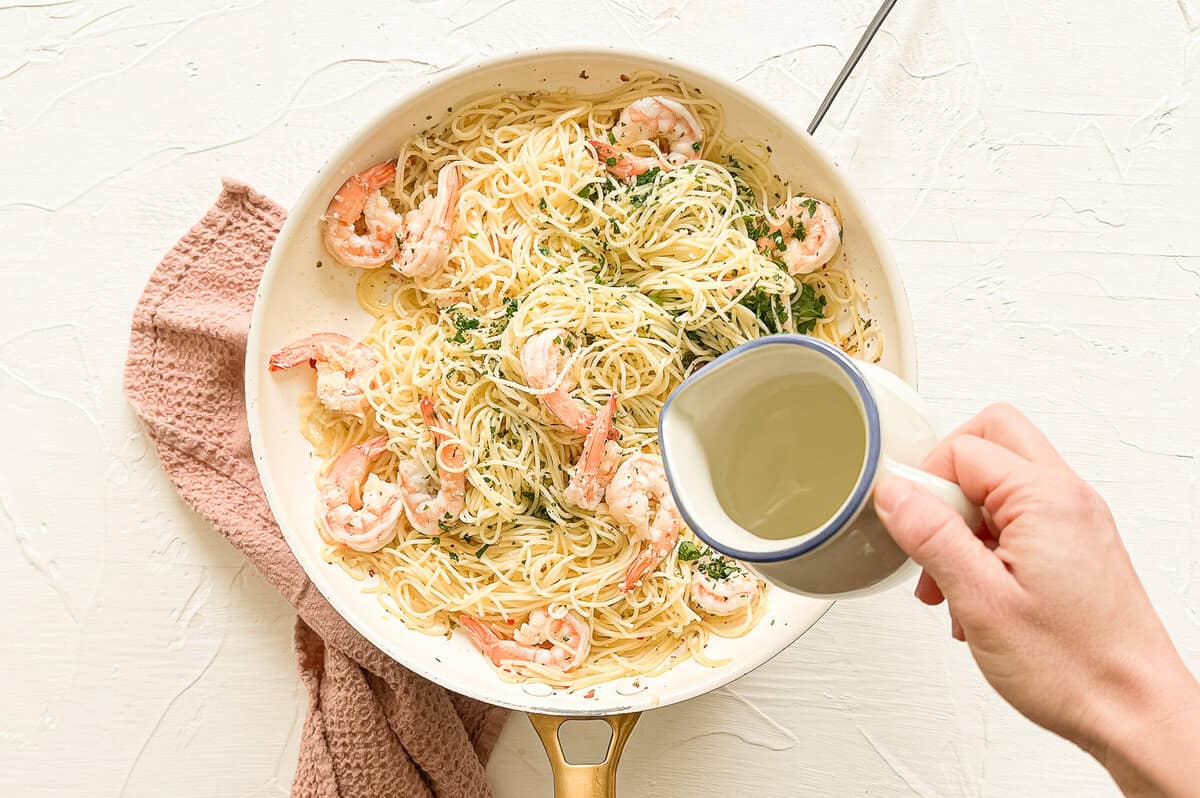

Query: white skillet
left=245, top=47, right=916, bottom=793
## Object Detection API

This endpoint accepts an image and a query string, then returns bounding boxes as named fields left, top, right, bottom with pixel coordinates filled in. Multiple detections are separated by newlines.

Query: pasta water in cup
left=658, top=334, right=979, bottom=599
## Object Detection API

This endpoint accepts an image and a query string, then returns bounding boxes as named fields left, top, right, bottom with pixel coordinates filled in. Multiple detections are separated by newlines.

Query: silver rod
left=808, top=0, right=899, bottom=135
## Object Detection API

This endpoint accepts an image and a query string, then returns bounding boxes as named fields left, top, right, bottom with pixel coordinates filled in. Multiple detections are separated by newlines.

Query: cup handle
left=878, top=456, right=982, bottom=531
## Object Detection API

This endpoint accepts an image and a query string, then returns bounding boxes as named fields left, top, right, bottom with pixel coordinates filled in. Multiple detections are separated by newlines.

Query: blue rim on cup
left=658, top=334, right=882, bottom=564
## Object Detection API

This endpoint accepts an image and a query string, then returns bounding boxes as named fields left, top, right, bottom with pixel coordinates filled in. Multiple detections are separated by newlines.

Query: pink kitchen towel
left=124, top=178, right=507, bottom=798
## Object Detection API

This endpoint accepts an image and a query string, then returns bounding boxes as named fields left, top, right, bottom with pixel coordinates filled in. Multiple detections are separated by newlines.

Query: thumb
left=874, top=474, right=1007, bottom=604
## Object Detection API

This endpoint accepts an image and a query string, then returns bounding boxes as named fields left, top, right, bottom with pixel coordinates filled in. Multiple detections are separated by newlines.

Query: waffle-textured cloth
left=124, top=178, right=507, bottom=798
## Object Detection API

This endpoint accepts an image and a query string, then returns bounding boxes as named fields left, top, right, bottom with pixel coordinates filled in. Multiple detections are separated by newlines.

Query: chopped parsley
left=802, top=198, right=819, bottom=217
left=578, top=184, right=598, bottom=202
left=468, top=231, right=478, bottom=239
left=538, top=245, right=551, bottom=256
left=539, top=198, right=548, bottom=212
left=677, top=540, right=702, bottom=561
left=607, top=131, right=617, bottom=144
left=437, top=517, right=454, bottom=532
left=503, top=297, right=519, bottom=317
left=431, top=536, right=441, bottom=545
left=450, top=311, right=481, bottom=343
left=741, top=212, right=769, bottom=241
left=692, top=141, right=702, bottom=152
left=605, top=156, right=617, bottom=167
left=474, top=543, right=490, bottom=558
left=790, top=281, right=827, bottom=332
left=448, top=551, right=460, bottom=562
left=697, top=554, right=740, bottom=581
left=633, top=167, right=660, bottom=187
left=740, top=281, right=827, bottom=334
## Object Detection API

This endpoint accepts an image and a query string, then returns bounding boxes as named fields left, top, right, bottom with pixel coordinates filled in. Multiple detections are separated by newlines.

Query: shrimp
left=590, top=96, right=704, bottom=180
left=459, top=608, right=591, bottom=671
left=688, top=555, right=762, bottom=616
left=322, top=161, right=402, bottom=269
left=563, top=393, right=621, bottom=510
left=757, top=195, right=842, bottom=275
left=398, top=397, right=467, bottom=535
left=319, top=436, right=406, bottom=553
left=605, top=454, right=684, bottom=592
left=587, top=139, right=659, bottom=182
left=395, top=164, right=461, bottom=278
left=519, top=328, right=618, bottom=439
left=268, top=333, right=379, bottom=417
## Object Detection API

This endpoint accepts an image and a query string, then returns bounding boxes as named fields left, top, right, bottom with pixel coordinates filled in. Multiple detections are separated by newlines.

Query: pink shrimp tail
left=268, top=332, right=352, bottom=371
left=599, top=390, right=616, bottom=421
left=325, top=435, right=390, bottom=498
left=420, top=396, right=464, bottom=468
left=458, top=613, right=503, bottom=665
left=331, top=160, right=397, bottom=213
left=438, top=163, right=462, bottom=205
left=586, top=393, right=620, bottom=441
left=588, top=138, right=617, bottom=160
left=622, top=546, right=660, bottom=593
left=588, top=138, right=661, bottom=181
left=582, top=394, right=617, bottom=464
left=420, top=396, right=442, bottom=439
left=357, top=435, right=390, bottom=459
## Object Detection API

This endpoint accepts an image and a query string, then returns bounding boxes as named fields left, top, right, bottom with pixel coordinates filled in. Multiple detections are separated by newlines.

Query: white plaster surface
left=2, top=1, right=1198, bottom=795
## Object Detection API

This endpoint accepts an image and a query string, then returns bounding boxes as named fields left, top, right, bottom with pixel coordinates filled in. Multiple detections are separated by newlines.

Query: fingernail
left=874, top=475, right=914, bottom=518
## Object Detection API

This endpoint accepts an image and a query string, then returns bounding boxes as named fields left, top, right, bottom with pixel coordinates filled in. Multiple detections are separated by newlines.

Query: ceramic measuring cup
left=658, top=334, right=979, bottom=599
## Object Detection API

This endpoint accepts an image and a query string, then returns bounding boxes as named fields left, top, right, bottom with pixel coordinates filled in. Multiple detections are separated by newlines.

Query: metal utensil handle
left=808, top=0, right=899, bottom=135
left=528, top=712, right=641, bottom=798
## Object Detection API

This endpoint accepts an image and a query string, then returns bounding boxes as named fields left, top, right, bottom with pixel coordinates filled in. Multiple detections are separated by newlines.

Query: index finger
left=922, top=403, right=1068, bottom=481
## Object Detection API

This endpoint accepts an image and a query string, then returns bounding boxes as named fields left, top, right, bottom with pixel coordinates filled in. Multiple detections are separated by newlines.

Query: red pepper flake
left=584, top=689, right=596, bottom=699
left=368, top=569, right=376, bottom=577
left=619, top=73, right=630, bottom=82
left=579, top=69, right=589, bottom=80
left=636, top=636, right=644, bottom=640
left=506, top=618, right=515, bottom=625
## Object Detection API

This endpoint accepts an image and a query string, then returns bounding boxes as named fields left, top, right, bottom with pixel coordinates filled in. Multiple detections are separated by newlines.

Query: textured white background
left=3, top=0, right=1198, bottom=795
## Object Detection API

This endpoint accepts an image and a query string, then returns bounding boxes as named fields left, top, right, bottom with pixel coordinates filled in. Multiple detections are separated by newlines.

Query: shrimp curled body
left=520, top=328, right=618, bottom=439
left=757, top=195, right=841, bottom=275
left=563, top=393, right=621, bottom=510
left=590, top=96, right=704, bottom=181
left=268, top=333, right=379, bottom=418
left=459, top=609, right=591, bottom=671
left=322, top=161, right=403, bottom=269
left=319, top=436, right=406, bottom=553
left=688, top=557, right=762, bottom=616
left=605, top=454, right=684, bottom=592
left=399, top=397, right=467, bottom=535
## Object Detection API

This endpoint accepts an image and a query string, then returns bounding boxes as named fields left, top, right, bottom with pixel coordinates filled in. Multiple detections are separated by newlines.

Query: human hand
left=873, top=404, right=1200, bottom=797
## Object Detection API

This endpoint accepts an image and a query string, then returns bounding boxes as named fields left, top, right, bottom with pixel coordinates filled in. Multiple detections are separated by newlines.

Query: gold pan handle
left=527, top=712, right=641, bottom=798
